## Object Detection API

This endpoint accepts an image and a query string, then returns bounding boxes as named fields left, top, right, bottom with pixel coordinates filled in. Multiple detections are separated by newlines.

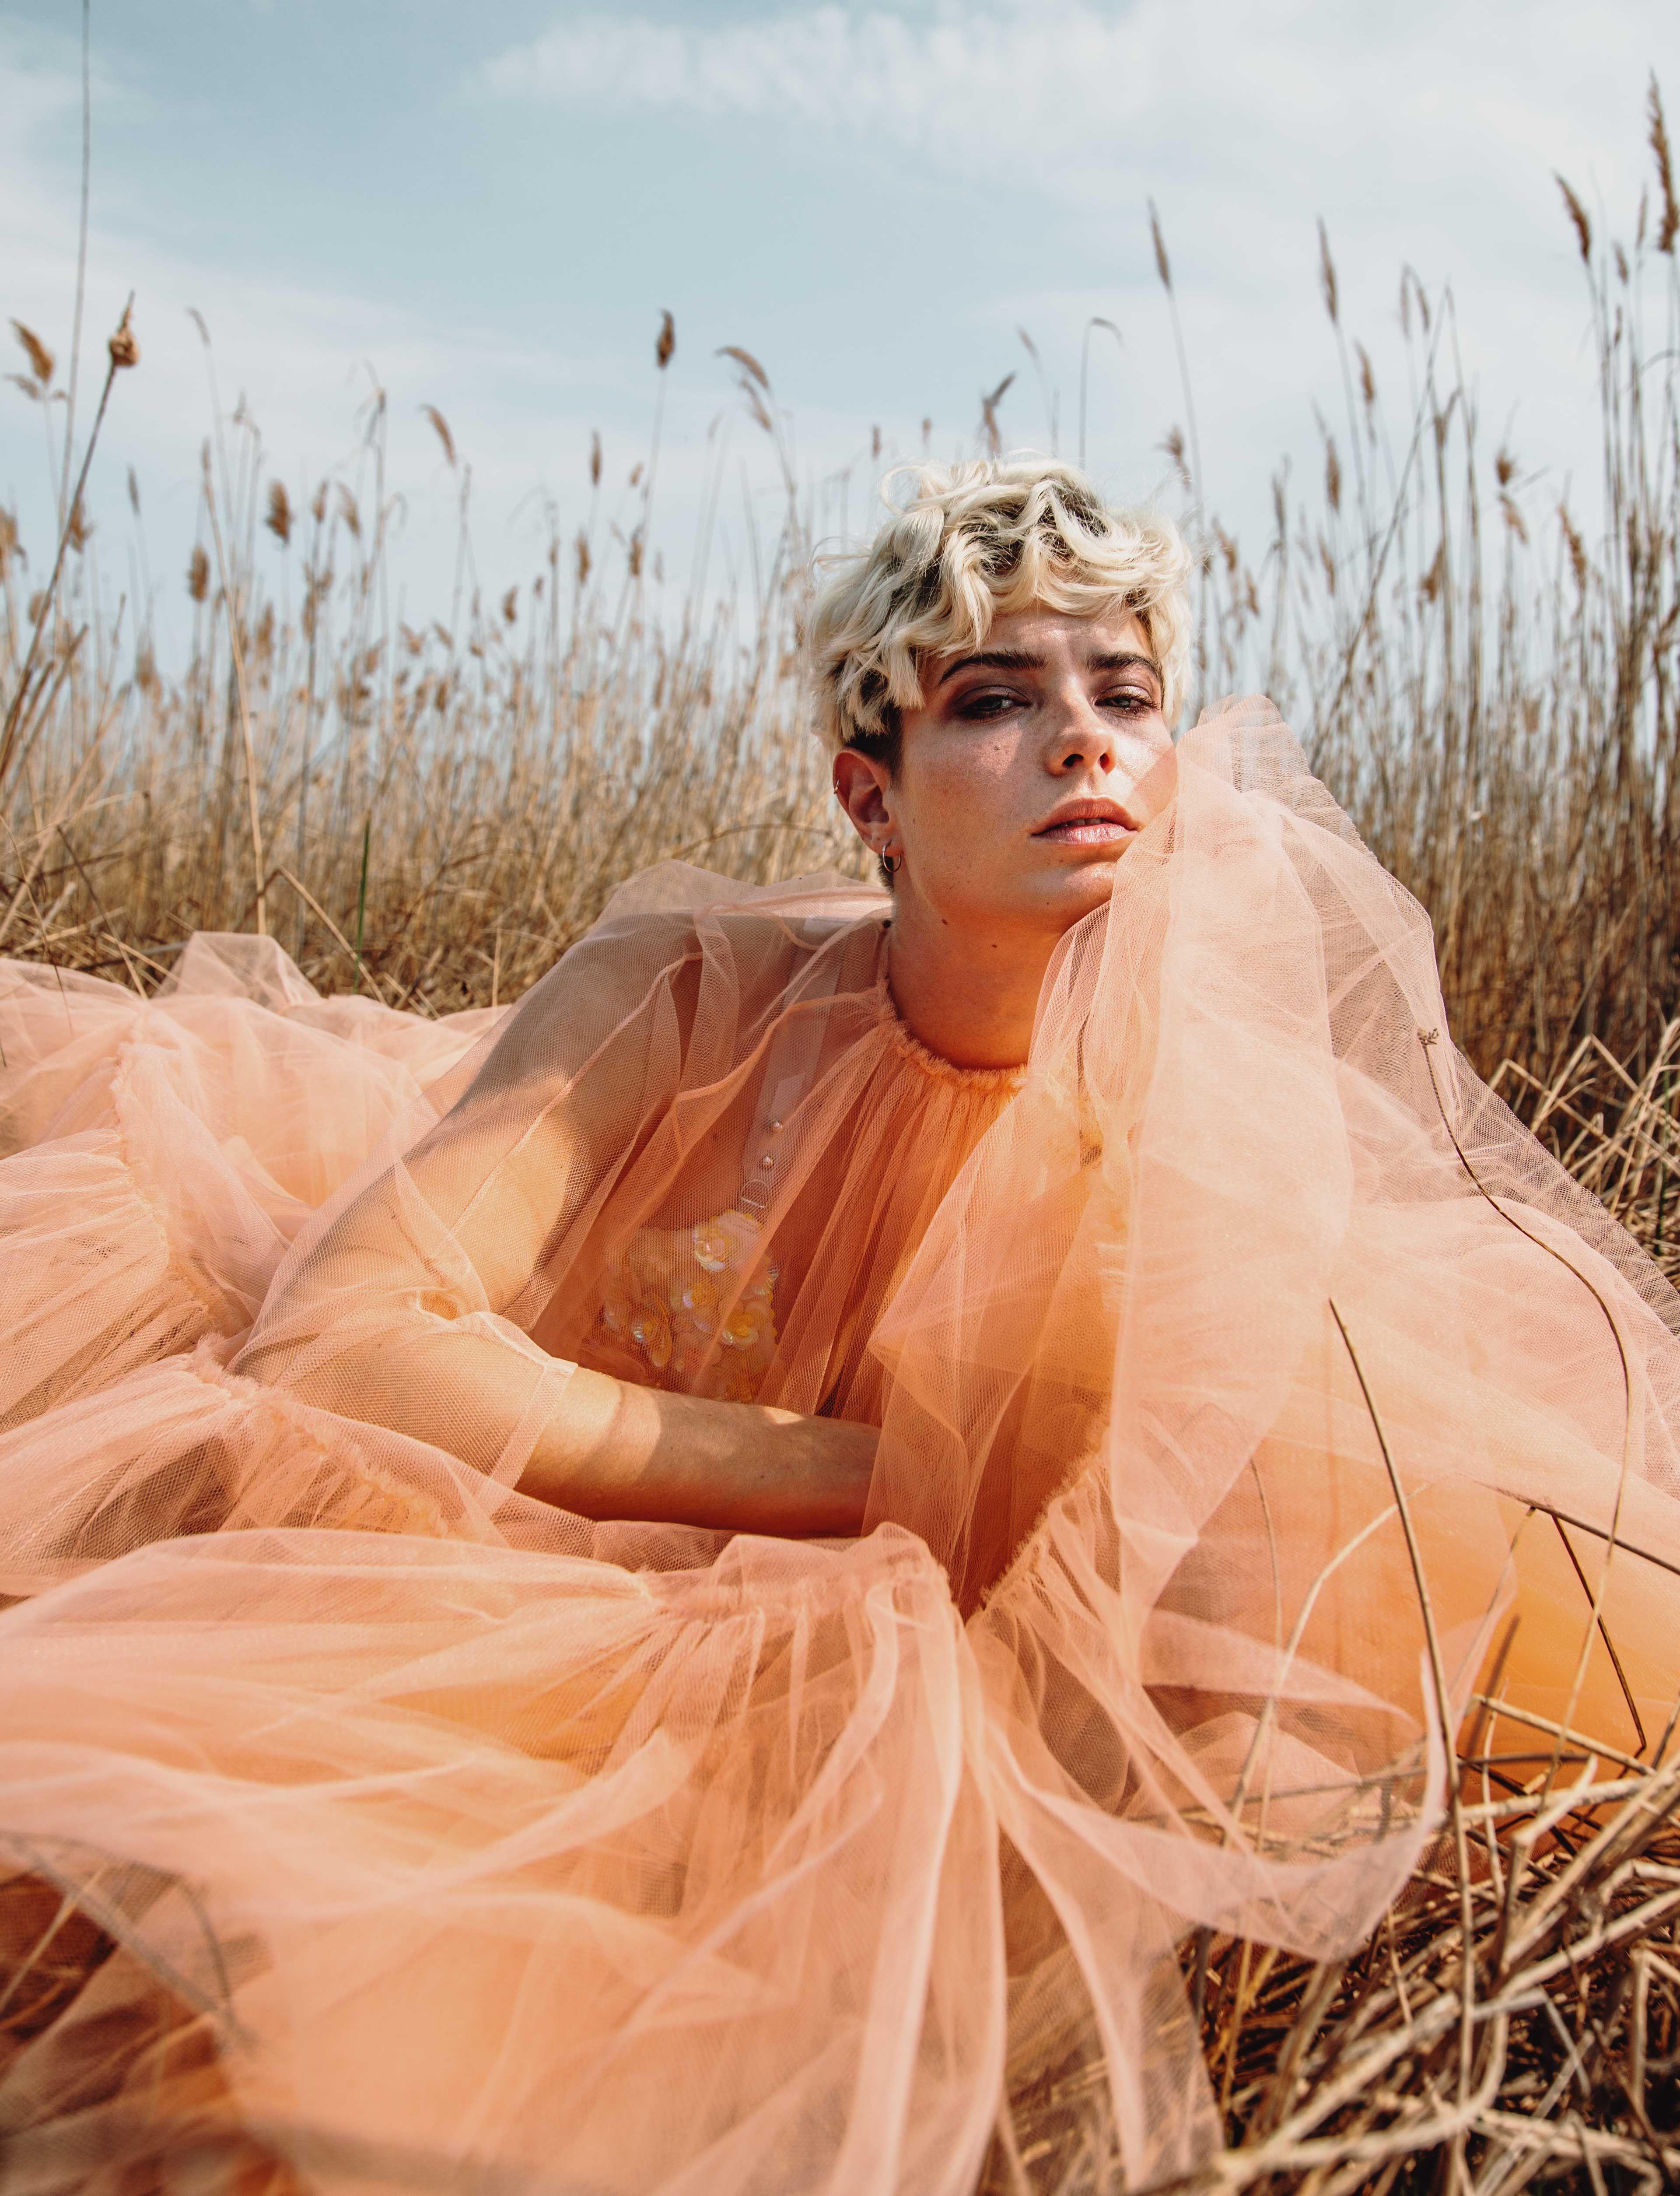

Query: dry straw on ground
left=983, top=1725, right=1680, bottom=2196
left=0, top=75, right=1678, bottom=2196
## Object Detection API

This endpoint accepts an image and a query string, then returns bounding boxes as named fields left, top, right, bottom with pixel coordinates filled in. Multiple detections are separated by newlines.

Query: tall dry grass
left=2, top=91, right=1676, bottom=1099
left=0, top=328, right=843, bottom=1018
left=1214, top=182, right=1680, bottom=1103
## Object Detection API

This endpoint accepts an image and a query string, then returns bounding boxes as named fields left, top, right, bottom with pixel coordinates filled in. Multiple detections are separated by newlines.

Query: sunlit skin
left=832, top=603, right=1176, bottom=1068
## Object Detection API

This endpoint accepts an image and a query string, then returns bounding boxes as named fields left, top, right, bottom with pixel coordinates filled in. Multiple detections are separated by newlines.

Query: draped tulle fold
left=1, top=699, right=1677, bottom=2192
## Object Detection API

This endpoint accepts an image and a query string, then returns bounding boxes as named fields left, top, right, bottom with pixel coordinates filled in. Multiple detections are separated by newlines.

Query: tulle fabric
left=0, top=698, right=1677, bottom=2193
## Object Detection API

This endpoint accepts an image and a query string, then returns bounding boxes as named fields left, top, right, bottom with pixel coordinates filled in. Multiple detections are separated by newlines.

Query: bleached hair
left=808, top=458, right=1192, bottom=761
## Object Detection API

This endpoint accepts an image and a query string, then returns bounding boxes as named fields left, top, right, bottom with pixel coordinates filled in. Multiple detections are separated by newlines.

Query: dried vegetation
left=987, top=1724, right=1680, bottom=2194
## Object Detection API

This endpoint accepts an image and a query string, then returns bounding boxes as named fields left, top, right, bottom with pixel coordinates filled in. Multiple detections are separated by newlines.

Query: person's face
left=834, top=603, right=1174, bottom=943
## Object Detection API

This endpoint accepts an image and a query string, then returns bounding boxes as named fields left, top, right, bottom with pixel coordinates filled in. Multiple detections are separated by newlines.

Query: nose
left=1045, top=688, right=1113, bottom=775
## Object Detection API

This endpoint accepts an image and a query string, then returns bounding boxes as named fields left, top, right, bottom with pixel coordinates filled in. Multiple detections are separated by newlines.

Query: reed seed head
left=978, top=373, right=1014, bottom=460
left=10, top=321, right=54, bottom=387
left=422, top=405, right=457, bottom=468
left=717, top=345, right=769, bottom=391
left=1147, top=199, right=1172, bottom=293
left=1558, top=502, right=1589, bottom=594
left=265, top=481, right=293, bottom=546
left=1317, top=217, right=1340, bottom=325
left=106, top=302, right=139, bottom=371
left=655, top=311, right=676, bottom=372
left=1651, top=74, right=1678, bottom=255
left=1556, top=172, right=1593, bottom=263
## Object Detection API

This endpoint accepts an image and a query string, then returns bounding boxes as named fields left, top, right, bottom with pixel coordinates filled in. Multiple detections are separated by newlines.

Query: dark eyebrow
left=935, top=649, right=1045, bottom=687
left=1089, top=650, right=1163, bottom=686
left=935, top=646, right=1162, bottom=690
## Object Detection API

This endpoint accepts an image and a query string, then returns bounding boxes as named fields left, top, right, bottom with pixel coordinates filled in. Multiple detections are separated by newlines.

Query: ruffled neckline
left=868, top=972, right=1028, bottom=1095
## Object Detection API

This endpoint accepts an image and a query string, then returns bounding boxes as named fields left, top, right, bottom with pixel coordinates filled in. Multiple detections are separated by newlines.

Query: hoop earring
left=882, top=852, right=900, bottom=876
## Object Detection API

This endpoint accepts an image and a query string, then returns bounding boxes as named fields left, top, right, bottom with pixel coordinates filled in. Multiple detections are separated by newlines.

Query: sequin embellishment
left=597, top=1207, right=778, bottom=1403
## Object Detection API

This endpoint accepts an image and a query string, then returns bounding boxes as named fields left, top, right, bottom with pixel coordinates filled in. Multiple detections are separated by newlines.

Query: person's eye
left=1101, top=687, right=1158, bottom=714
left=955, top=688, right=1025, bottom=720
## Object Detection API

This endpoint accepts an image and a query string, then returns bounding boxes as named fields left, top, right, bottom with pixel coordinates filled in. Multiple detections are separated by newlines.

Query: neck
left=884, top=892, right=1056, bottom=1071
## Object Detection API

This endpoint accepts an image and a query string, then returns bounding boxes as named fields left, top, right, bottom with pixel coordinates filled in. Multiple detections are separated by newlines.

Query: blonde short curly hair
left=808, top=458, right=1192, bottom=763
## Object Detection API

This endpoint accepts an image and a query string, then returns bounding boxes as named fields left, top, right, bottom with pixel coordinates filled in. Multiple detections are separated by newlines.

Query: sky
left=0, top=0, right=1672, bottom=662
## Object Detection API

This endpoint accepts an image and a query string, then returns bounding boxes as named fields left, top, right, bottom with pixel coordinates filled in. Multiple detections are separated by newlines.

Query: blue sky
left=1, top=1, right=1671, bottom=659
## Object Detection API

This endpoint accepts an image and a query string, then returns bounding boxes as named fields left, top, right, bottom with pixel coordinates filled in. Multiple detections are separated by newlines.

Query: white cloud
left=474, top=0, right=1667, bottom=540
left=477, top=0, right=1653, bottom=215
left=480, top=0, right=1163, bottom=148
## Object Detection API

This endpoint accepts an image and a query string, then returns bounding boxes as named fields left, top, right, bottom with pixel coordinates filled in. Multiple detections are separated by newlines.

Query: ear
left=832, top=749, right=896, bottom=859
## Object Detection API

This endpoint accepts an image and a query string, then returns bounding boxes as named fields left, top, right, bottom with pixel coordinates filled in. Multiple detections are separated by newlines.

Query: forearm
left=518, top=1366, right=877, bottom=1536
left=251, top=1314, right=874, bottom=1536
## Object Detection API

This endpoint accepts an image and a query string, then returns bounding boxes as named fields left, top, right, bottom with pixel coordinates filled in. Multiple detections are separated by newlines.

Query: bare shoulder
left=479, top=874, right=883, bottom=1097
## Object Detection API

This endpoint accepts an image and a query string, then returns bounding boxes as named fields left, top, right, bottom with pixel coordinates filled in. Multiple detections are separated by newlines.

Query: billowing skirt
left=0, top=939, right=1004, bottom=2195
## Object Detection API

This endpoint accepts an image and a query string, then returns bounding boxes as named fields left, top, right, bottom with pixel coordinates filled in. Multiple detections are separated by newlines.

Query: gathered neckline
left=868, top=972, right=1028, bottom=1095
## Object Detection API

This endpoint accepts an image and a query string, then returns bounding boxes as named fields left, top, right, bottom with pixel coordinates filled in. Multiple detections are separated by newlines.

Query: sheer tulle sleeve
left=231, top=883, right=728, bottom=1484
left=230, top=863, right=903, bottom=1484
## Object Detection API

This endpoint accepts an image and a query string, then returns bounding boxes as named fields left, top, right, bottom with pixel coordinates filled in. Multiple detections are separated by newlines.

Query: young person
left=0, top=461, right=1675, bottom=2193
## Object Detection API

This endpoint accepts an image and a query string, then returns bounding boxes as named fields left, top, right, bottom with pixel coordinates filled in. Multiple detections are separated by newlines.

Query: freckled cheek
left=920, top=741, right=1024, bottom=831
left=911, top=763, right=1022, bottom=876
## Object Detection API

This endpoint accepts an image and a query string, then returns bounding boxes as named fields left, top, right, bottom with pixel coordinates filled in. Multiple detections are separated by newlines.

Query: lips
left=1031, top=799, right=1138, bottom=845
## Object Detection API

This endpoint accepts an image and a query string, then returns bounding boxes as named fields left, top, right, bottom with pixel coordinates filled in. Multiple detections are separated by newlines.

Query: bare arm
left=246, top=1235, right=879, bottom=1536
left=238, top=931, right=877, bottom=1536
left=519, top=1368, right=877, bottom=1536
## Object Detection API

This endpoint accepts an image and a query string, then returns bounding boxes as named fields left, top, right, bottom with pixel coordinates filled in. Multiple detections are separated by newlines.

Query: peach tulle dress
left=1, top=699, right=1677, bottom=2194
